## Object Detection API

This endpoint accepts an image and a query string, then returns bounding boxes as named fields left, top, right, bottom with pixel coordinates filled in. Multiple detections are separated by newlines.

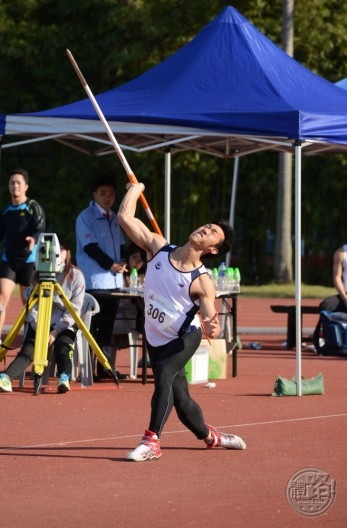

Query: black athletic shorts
left=0, top=260, right=35, bottom=287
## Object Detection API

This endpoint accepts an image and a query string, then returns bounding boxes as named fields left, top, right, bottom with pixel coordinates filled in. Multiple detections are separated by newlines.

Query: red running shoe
left=126, top=430, right=161, bottom=461
left=206, top=425, right=246, bottom=450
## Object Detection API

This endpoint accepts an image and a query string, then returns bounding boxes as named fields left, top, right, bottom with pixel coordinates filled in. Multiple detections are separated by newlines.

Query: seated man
left=320, top=244, right=347, bottom=312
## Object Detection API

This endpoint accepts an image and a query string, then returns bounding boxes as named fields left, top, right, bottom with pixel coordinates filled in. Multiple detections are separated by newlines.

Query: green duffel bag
left=272, top=373, right=324, bottom=396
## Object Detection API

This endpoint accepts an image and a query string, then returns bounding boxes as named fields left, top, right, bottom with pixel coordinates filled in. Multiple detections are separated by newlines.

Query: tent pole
left=164, top=151, right=171, bottom=242
left=226, top=156, right=240, bottom=267
left=295, top=141, right=302, bottom=396
left=229, top=156, right=239, bottom=226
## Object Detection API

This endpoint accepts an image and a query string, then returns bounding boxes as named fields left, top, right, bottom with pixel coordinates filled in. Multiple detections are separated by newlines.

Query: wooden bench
left=270, top=305, right=320, bottom=349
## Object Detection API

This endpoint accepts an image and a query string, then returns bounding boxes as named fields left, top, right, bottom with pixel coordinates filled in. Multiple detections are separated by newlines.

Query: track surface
left=1, top=296, right=346, bottom=528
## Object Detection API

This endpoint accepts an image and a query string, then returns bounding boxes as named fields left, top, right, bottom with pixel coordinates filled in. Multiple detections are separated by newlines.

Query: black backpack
left=313, top=310, right=347, bottom=356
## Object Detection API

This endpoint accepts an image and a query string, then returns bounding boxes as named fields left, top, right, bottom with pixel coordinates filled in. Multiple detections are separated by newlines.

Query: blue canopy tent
left=3, top=6, right=347, bottom=152
left=2, top=6, right=347, bottom=393
left=336, top=78, right=347, bottom=90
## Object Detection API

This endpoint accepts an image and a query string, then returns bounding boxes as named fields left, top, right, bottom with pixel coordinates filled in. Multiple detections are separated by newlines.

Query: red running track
left=1, top=295, right=346, bottom=528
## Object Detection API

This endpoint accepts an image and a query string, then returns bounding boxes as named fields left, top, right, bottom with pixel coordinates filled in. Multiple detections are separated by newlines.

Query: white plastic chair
left=128, top=329, right=141, bottom=379
left=102, top=330, right=141, bottom=380
left=73, top=292, right=100, bottom=387
left=111, top=297, right=144, bottom=379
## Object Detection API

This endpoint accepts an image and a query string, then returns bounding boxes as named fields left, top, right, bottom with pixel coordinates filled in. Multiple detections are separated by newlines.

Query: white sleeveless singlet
left=144, top=244, right=207, bottom=347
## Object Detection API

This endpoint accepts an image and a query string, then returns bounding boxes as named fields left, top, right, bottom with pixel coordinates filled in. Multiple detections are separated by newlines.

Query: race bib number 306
left=146, top=289, right=178, bottom=330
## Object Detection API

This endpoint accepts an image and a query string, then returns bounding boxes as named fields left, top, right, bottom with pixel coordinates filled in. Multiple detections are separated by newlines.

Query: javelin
left=66, top=49, right=162, bottom=235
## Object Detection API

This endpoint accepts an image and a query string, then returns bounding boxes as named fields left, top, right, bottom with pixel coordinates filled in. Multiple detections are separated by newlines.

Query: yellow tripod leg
left=32, top=281, right=54, bottom=386
left=54, top=283, right=119, bottom=386
left=0, top=284, right=40, bottom=362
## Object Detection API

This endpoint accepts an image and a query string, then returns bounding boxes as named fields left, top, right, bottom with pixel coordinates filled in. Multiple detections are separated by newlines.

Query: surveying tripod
left=0, top=275, right=120, bottom=395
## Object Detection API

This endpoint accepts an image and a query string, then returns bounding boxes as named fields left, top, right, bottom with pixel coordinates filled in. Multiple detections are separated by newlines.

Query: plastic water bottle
left=225, top=267, right=234, bottom=291
left=217, top=261, right=227, bottom=291
left=233, top=267, right=241, bottom=292
left=211, top=268, right=218, bottom=289
left=129, top=268, right=138, bottom=293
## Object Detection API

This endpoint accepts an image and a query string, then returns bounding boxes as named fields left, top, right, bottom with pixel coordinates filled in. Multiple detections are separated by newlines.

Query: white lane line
left=1, top=413, right=346, bottom=451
